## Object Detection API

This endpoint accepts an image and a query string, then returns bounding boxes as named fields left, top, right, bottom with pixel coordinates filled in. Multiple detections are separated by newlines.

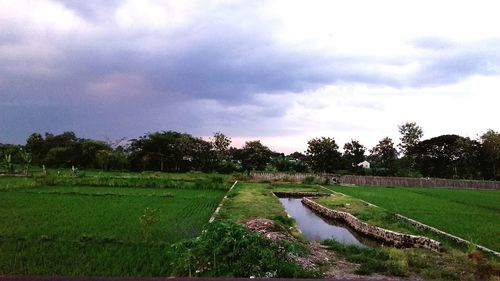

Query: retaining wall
left=272, top=191, right=330, bottom=198
left=301, top=198, right=441, bottom=251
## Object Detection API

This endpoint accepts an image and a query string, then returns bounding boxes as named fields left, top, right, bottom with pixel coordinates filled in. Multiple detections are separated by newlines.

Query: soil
left=245, top=218, right=423, bottom=280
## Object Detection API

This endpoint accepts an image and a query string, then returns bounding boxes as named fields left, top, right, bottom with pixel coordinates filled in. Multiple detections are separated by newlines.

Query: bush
left=35, top=174, right=57, bottom=186
left=302, top=176, right=315, bottom=185
left=170, top=220, right=317, bottom=277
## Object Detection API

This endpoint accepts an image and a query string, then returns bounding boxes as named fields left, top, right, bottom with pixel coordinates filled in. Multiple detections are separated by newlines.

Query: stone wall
left=273, top=191, right=330, bottom=198
left=301, top=198, right=441, bottom=251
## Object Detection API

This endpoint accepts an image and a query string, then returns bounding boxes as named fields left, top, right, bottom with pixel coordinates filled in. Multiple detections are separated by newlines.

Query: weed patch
left=170, top=220, right=318, bottom=278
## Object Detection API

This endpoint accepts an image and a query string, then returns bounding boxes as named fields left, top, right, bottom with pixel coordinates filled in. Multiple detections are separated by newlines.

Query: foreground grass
left=322, top=239, right=499, bottom=280
left=0, top=184, right=225, bottom=276
left=328, top=185, right=500, bottom=251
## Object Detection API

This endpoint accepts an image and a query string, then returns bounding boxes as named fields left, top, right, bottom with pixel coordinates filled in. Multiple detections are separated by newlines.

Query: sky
left=1, top=0, right=499, bottom=154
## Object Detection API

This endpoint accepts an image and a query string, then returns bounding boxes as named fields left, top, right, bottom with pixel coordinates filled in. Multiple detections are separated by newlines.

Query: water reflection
left=278, top=197, right=368, bottom=246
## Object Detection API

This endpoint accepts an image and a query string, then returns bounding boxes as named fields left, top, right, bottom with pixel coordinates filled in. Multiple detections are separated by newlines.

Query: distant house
left=357, top=160, right=370, bottom=169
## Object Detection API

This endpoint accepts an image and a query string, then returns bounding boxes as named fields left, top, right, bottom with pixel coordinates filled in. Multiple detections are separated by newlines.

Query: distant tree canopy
left=342, top=140, right=366, bottom=171
left=480, top=129, right=500, bottom=180
left=238, top=140, right=273, bottom=172
left=128, top=131, right=215, bottom=172
left=24, top=132, right=111, bottom=169
left=1, top=125, right=499, bottom=180
left=306, top=137, right=342, bottom=173
left=414, top=134, right=480, bottom=179
left=369, top=137, right=398, bottom=175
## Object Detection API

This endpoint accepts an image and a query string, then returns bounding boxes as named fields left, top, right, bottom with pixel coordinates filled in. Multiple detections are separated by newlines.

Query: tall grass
left=33, top=175, right=229, bottom=190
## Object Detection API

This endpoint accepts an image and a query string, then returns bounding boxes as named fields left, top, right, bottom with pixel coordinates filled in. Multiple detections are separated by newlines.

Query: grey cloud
left=412, top=37, right=455, bottom=50
left=2, top=1, right=500, bottom=144
left=411, top=38, right=500, bottom=86
left=55, top=0, right=122, bottom=21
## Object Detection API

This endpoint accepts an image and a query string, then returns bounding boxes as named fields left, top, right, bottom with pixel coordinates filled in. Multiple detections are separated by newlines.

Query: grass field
left=0, top=180, right=226, bottom=276
left=328, top=185, right=500, bottom=252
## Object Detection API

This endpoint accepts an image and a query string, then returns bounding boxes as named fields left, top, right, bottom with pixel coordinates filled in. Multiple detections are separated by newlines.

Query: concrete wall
left=301, top=198, right=441, bottom=251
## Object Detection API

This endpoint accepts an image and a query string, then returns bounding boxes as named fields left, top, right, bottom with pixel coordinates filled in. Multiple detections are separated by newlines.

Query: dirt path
left=245, top=218, right=423, bottom=281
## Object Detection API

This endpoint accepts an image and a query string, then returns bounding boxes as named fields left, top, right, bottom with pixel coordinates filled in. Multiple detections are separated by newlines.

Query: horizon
left=1, top=0, right=499, bottom=153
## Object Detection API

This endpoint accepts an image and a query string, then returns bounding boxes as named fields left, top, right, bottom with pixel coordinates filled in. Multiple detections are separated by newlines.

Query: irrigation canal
left=278, top=197, right=372, bottom=247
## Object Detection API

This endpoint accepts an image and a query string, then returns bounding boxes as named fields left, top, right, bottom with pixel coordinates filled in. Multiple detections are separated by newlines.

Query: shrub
left=170, top=220, right=317, bottom=278
left=302, top=176, right=315, bottom=184
left=140, top=207, right=159, bottom=242
left=35, top=174, right=57, bottom=186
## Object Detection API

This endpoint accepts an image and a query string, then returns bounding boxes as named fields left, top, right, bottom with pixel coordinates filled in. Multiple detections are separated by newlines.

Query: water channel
left=278, top=197, right=370, bottom=247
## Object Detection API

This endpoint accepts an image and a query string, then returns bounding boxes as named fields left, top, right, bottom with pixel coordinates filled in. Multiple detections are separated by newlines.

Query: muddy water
left=278, top=197, right=368, bottom=246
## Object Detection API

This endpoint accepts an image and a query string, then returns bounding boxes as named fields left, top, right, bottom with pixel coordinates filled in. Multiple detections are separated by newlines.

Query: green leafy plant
left=3, top=154, right=14, bottom=174
left=19, top=148, right=32, bottom=175
left=170, top=220, right=317, bottom=278
left=140, top=207, right=159, bottom=242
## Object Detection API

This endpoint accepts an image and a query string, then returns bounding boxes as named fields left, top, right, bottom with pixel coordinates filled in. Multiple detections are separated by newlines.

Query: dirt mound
left=245, top=218, right=295, bottom=242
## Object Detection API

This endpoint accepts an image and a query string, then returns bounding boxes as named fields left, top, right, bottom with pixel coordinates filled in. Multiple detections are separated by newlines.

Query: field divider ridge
left=395, top=213, right=500, bottom=257
left=208, top=180, right=238, bottom=223
left=319, top=184, right=500, bottom=257
left=302, top=198, right=441, bottom=251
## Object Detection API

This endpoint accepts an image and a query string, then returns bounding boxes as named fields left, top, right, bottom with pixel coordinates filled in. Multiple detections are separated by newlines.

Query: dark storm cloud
left=1, top=1, right=499, bottom=145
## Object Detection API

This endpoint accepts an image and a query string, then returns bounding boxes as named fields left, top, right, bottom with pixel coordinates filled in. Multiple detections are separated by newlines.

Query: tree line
left=0, top=123, right=499, bottom=180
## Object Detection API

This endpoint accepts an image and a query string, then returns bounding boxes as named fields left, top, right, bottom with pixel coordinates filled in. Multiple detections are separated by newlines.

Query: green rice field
left=0, top=180, right=226, bottom=276
left=328, top=185, right=500, bottom=252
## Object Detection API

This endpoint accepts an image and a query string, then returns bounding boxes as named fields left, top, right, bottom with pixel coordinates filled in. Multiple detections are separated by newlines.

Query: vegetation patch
left=33, top=174, right=229, bottom=190
left=216, top=182, right=290, bottom=223
left=323, top=239, right=499, bottom=280
left=328, top=185, right=500, bottom=251
left=0, top=183, right=225, bottom=276
left=170, top=220, right=318, bottom=278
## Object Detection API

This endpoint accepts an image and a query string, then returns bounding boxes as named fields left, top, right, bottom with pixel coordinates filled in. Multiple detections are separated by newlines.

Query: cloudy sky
left=1, top=0, right=499, bottom=153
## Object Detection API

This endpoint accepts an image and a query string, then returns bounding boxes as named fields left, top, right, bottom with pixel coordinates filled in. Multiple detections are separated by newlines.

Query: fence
left=341, top=175, right=500, bottom=189
left=249, top=172, right=500, bottom=189
left=249, top=171, right=331, bottom=183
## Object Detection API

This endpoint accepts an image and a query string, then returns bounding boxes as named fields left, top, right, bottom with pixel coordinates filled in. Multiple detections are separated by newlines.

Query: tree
left=342, top=140, right=366, bottom=171
left=18, top=148, right=32, bottom=175
left=128, top=131, right=215, bottom=172
left=269, top=154, right=310, bottom=173
left=479, top=129, right=500, bottom=180
left=211, top=132, right=231, bottom=160
left=414, top=134, right=480, bottom=179
left=369, top=137, right=398, bottom=174
left=80, top=139, right=111, bottom=168
left=398, top=122, right=424, bottom=157
left=25, top=133, right=44, bottom=164
left=240, top=141, right=273, bottom=172
left=305, top=137, right=342, bottom=173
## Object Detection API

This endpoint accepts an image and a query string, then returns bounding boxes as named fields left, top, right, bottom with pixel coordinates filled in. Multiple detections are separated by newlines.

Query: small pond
left=278, top=197, right=372, bottom=247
